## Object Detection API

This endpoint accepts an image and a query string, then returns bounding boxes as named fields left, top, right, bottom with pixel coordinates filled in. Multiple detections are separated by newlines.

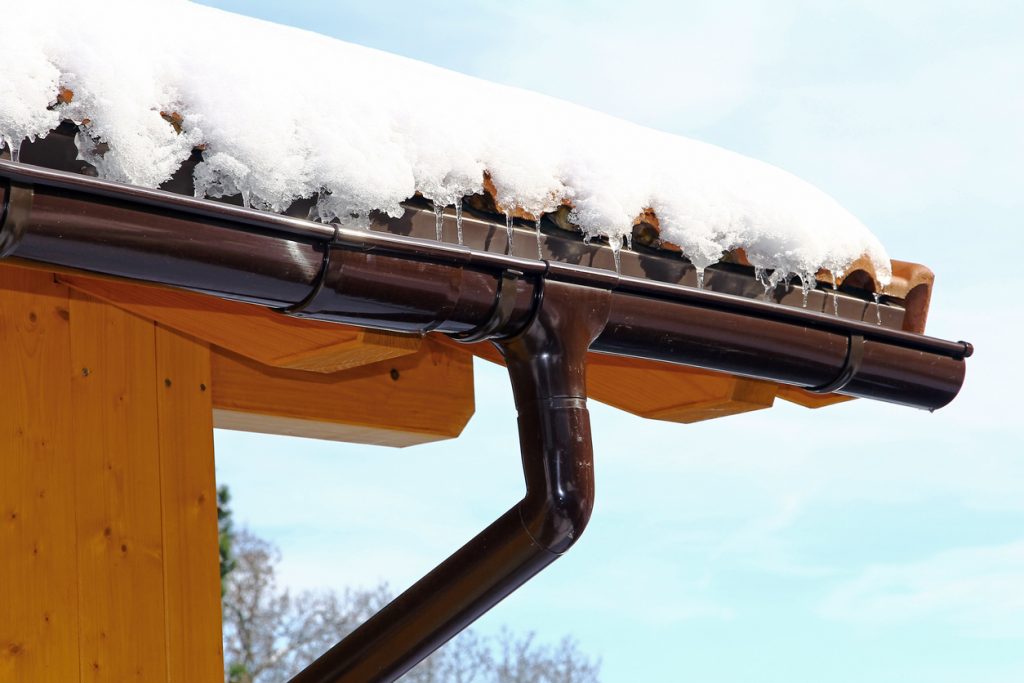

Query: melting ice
left=505, top=212, right=514, bottom=255
left=454, top=198, right=464, bottom=246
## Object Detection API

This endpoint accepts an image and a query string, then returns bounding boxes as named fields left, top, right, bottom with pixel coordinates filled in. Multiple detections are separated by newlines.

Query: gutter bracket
left=275, top=225, right=340, bottom=317
left=806, top=333, right=864, bottom=394
left=0, top=182, right=32, bottom=258
left=289, top=279, right=611, bottom=683
left=449, top=268, right=527, bottom=343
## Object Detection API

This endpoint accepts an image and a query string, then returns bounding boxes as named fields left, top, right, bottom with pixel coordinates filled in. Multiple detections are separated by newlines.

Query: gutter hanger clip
left=806, top=333, right=864, bottom=394
left=276, top=225, right=340, bottom=317
left=450, top=269, right=527, bottom=343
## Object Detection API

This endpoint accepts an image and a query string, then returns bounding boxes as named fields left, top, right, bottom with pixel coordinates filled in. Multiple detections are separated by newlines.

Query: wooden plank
left=585, top=354, right=777, bottom=423
left=59, top=272, right=421, bottom=373
left=0, top=266, right=81, bottom=682
left=271, top=327, right=422, bottom=373
left=445, top=338, right=777, bottom=424
left=69, top=290, right=169, bottom=682
left=774, top=386, right=855, bottom=408
left=155, top=325, right=224, bottom=682
left=211, top=339, right=475, bottom=447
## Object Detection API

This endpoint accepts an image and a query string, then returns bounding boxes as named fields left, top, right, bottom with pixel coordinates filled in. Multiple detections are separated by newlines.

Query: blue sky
left=205, top=2, right=1024, bottom=680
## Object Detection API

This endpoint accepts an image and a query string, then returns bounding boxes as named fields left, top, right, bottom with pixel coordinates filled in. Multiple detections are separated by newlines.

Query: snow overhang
left=3, top=0, right=906, bottom=291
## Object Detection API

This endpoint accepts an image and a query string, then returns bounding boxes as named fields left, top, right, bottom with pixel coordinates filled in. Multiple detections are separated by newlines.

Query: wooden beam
left=0, top=263, right=224, bottom=682
left=58, top=272, right=421, bottom=374
left=0, top=267, right=80, bottom=683
left=585, top=354, right=778, bottom=423
left=155, top=325, right=224, bottom=682
left=444, top=338, right=778, bottom=424
left=211, top=339, right=475, bottom=447
left=774, top=386, right=854, bottom=408
left=69, top=289, right=170, bottom=681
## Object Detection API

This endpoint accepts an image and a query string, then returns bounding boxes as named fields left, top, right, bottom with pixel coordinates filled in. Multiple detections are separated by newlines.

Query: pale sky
left=206, top=2, right=1024, bottom=680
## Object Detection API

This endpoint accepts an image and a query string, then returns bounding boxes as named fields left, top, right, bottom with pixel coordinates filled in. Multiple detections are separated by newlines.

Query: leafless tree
left=222, top=529, right=600, bottom=682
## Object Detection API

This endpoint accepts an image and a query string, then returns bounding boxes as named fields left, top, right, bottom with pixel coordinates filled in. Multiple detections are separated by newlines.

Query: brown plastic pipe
left=289, top=280, right=611, bottom=682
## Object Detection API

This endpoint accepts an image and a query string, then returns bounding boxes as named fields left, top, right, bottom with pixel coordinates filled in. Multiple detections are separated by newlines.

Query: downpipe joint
left=496, top=279, right=612, bottom=555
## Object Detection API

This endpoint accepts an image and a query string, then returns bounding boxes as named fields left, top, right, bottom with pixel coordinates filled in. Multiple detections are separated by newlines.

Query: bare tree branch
left=221, top=529, right=600, bottom=683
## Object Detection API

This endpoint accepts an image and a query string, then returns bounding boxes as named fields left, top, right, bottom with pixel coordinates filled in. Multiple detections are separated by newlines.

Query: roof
left=1, top=0, right=892, bottom=288
left=0, top=0, right=970, bottom=421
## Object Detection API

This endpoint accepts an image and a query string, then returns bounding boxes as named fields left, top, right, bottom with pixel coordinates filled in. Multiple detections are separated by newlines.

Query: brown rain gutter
left=0, top=160, right=972, bottom=680
left=0, top=161, right=970, bottom=409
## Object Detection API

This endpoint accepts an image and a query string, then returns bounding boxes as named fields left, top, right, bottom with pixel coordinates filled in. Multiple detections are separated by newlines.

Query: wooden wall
left=0, top=266, right=223, bottom=682
left=0, top=262, right=478, bottom=682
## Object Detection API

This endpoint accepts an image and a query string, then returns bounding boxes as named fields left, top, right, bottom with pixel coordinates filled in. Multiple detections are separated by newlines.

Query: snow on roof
left=0, top=0, right=891, bottom=286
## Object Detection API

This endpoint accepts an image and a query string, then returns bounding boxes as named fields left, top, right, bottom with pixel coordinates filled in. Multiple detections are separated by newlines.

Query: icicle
left=830, top=272, right=840, bottom=317
left=873, top=291, right=883, bottom=325
left=608, top=234, right=622, bottom=274
left=241, top=187, right=252, bottom=210
left=534, top=217, right=543, bottom=260
left=434, top=203, right=445, bottom=241
left=624, top=232, right=633, bottom=251
left=755, top=266, right=772, bottom=300
left=454, top=198, right=464, bottom=246
left=7, top=137, right=21, bottom=163
left=504, top=212, right=514, bottom=254
left=797, top=271, right=813, bottom=308
left=768, top=269, right=789, bottom=297
left=695, top=266, right=705, bottom=290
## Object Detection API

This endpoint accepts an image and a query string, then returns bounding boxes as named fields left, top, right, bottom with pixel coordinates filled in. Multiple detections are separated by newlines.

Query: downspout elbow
left=498, top=280, right=612, bottom=556
left=518, top=477, right=593, bottom=555
left=514, top=395, right=596, bottom=555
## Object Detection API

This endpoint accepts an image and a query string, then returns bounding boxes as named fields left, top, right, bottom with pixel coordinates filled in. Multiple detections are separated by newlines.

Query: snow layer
left=0, top=0, right=891, bottom=285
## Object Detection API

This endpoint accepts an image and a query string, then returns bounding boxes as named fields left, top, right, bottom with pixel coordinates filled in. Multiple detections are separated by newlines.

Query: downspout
left=290, top=279, right=611, bottom=682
